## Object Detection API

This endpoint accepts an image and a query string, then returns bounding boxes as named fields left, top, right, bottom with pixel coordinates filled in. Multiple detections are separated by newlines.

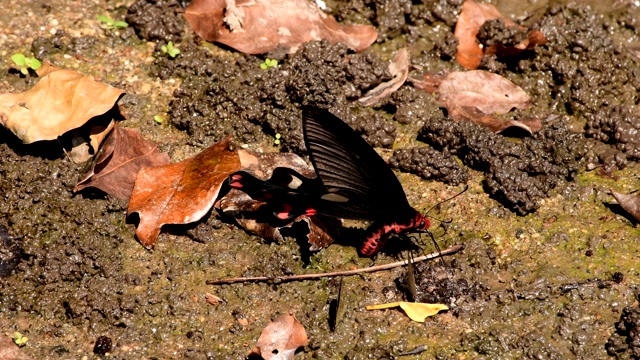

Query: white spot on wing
left=321, top=193, right=349, bottom=203
left=288, top=176, right=303, bottom=189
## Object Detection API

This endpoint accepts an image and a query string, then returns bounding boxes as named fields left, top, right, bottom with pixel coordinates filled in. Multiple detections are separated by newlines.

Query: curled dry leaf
left=127, top=138, right=240, bottom=248
left=74, top=124, right=170, bottom=200
left=184, top=0, right=377, bottom=54
left=454, top=0, right=546, bottom=70
left=438, top=70, right=540, bottom=134
left=0, top=62, right=124, bottom=144
left=358, top=47, right=409, bottom=107
left=408, top=73, right=445, bottom=94
left=64, top=118, right=116, bottom=164
left=611, top=190, right=640, bottom=222
left=366, top=302, right=448, bottom=322
left=218, top=150, right=338, bottom=250
left=249, top=313, right=308, bottom=360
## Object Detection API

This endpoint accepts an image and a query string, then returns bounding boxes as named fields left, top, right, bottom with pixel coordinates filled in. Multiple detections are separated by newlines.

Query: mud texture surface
left=1, top=0, right=640, bottom=359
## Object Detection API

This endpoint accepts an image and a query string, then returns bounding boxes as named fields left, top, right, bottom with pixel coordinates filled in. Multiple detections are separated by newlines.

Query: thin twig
left=207, top=244, right=464, bottom=285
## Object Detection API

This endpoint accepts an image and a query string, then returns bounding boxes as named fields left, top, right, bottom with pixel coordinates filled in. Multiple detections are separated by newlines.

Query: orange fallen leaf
left=358, top=47, right=410, bottom=107
left=184, top=0, right=377, bottom=54
left=438, top=70, right=540, bottom=134
left=127, top=138, right=240, bottom=248
left=249, top=313, right=308, bottom=360
left=454, top=0, right=546, bottom=70
left=366, top=302, right=448, bottom=322
left=74, top=124, right=170, bottom=200
left=612, top=190, right=640, bottom=223
left=0, top=62, right=124, bottom=144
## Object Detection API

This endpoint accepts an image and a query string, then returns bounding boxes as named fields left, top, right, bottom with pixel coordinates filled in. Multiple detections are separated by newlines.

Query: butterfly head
left=411, top=212, right=431, bottom=233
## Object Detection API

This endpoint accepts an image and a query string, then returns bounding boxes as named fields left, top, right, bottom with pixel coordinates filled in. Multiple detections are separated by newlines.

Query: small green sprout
left=260, top=58, right=278, bottom=70
left=12, top=332, right=29, bottom=347
left=11, top=53, right=41, bottom=75
left=161, top=41, right=180, bottom=58
left=153, top=115, right=164, bottom=124
left=97, top=15, right=128, bottom=30
left=274, top=133, right=282, bottom=146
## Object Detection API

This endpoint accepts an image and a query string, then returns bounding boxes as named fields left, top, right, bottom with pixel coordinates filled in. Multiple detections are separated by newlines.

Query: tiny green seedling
left=274, top=133, right=282, bottom=146
left=97, top=15, right=128, bottom=30
left=12, top=332, right=29, bottom=347
left=161, top=41, right=180, bottom=58
left=153, top=115, right=164, bottom=124
left=260, top=58, right=278, bottom=70
left=11, top=53, right=41, bottom=75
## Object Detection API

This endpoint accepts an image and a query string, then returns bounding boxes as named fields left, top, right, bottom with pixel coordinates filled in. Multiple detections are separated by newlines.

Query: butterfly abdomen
left=360, top=212, right=430, bottom=256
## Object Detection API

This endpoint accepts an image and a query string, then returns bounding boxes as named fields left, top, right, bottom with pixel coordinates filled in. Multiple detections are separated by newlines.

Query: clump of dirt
left=0, top=128, right=132, bottom=333
left=126, top=0, right=185, bottom=43
left=158, top=40, right=398, bottom=151
left=606, top=304, right=640, bottom=358
left=477, top=19, right=529, bottom=49
left=480, top=3, right=640, bottom=171
left=334, top=0, right=463, bottom=41
left=420, top=116, right=588, bottom=214
left=0, top=224, right=21, bottom=277
left=389, top=146, right=468, bottom=185
left=30, top=27, right=138, bottom=70
left=586, top=105, right=640, bottom=168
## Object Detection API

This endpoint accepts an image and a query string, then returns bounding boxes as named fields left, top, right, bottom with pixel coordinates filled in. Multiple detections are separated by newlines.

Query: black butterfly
left=228, top=106, right=430, bottom=256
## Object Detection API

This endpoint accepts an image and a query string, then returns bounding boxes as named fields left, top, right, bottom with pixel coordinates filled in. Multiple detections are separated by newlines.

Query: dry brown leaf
left=74, top=124, right=170, bottom=200
left=127, top=138, right=240, bottom=248
left=612, top=190, right=640, bottom=222
left=439, top=70, right=531, bottom=113
left=65, top=118, right=116, bottom=164
left=408, top=73, right=445, bottom=94
left=438, top=70, right=540, bottom=134
left=249, top=313, right=308, bottom=360
left=358, top=48, right=409, bottom=106
left=218, top=150, right=338, bottom=250
left=184, top=0, right=377, bottom=54
left=454, top=0, right=546, bottom=70
left=0, top=62, right=124, bottom=144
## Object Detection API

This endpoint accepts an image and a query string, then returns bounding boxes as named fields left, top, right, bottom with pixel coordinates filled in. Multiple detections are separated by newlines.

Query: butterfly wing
left=303, top=106, right=415, bottom=221
left=228, top=169, right=322, bottom=224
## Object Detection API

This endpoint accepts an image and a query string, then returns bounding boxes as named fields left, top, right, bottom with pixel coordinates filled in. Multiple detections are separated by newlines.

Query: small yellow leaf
left=399, top=302, right=448, bottom=322
left=366, top=302, right=401, bottom=310
left=366, top=302, right=448, bottom=322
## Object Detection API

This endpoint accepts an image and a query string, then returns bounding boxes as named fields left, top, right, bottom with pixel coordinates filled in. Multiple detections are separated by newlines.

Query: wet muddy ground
left=1, top=0, right=640, bottom=359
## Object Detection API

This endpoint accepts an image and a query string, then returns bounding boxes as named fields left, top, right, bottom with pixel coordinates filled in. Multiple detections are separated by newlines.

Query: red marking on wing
left=305, top=208, right=317, bottom=216
left=229, top=180, right=243, bottom=188
left=276, top=204, right=293, bottom=220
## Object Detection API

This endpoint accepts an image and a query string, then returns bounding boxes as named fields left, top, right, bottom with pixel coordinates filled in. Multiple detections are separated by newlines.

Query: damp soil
left=1, top=0, right=640, bottom=359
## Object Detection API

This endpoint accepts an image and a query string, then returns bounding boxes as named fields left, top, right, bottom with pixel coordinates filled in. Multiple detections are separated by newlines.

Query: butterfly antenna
left=424, top=184, right=469, bottom=217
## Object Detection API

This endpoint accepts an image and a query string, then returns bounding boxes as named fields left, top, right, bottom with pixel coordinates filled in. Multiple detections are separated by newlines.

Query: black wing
left=303, top=106, right=415, bottom=221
